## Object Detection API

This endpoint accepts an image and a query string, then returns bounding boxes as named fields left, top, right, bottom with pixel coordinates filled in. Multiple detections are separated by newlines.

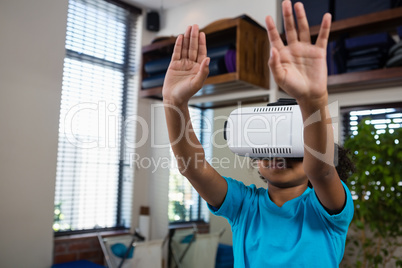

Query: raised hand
left=265, top=0, right=331, bottom=102
left=162, top=25, right=210, bottom=105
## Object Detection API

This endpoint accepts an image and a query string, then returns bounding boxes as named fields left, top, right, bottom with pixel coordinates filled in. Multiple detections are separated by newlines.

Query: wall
left=52, top=230, right=131, bottom=265
left=157, top=0, right=279, bottom=37
left=132, top=99, right=171, bottom=240
left=0, top=0, right=68, bottom=267
left=0, top=3, right=169, bottom=266
left=329, top=86, right=402, bottom=107
left=53, top=235, right=104, bottom=265
left=129, top=9, right=172, bottom=242
left=329, top=86, right=402, bottom=143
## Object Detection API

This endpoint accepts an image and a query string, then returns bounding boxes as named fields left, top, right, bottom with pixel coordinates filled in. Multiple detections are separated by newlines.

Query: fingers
left=180, top=25, right=205, bottom=62
left=197, top=32, right=207, bottom=64
left=273, top=1, right=329, bottom=48
left=282, top=0, right=298, bottom=44
left=265, top=15, right=284, bottom=51
left=316, top=13, right=331, bottom=49
left=269, top=47, right=286, bottom=85
left=181, top=26, right=191, bottom=59
left=188, top=25, right=200, bottom=61
left=192, top=57, right=210, bottom=89
left=171, top=35, right=183, bottom=61
left=294, top=2, right=310, bottom=43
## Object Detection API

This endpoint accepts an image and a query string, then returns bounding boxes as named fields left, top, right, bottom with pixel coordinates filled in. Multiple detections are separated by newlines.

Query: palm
left=275, top=43, right=327, bottom=99
left=164, top=59, right=203, bottom=100
left=162, top=25, right=209, bottom=104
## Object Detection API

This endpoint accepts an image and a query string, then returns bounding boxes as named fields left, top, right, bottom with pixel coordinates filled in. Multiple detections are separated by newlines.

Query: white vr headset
left=224, top=99, right=304, bottom=158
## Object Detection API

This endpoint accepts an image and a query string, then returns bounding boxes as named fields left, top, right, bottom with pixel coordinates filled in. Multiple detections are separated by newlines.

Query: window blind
left=168, top=108, right=212, bottom=223
left=343, top=104, right=402, bottom=138
left=54, top=0, right=141, bottom=233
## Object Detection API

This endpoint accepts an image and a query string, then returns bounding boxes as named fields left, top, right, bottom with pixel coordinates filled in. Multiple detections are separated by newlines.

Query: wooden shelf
left=140, top=73, right=238, bottom=98
left=140, top=16, right=270, bottom=108
left=312, top=7, right=402, bottom=92
left=142, top=8, right=402, bottom=106
left=139, top=72, right=272, bottom=109
left=328, top=67, right=402, bottom=93
left=141, top=37, right=177, bottom=53
left=310, top=7, right=402, bottom=41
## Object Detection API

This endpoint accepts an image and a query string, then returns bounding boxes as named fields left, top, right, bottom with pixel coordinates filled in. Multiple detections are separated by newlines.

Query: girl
left=162, top=1, right=354, bottom=266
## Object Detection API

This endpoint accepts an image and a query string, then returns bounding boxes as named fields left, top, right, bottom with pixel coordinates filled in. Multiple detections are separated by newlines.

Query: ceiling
left=125, top=0, right=193, bottom=10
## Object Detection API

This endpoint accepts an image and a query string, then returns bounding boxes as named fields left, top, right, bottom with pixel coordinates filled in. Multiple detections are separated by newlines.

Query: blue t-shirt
left=208, top=176, right=354, bottom=268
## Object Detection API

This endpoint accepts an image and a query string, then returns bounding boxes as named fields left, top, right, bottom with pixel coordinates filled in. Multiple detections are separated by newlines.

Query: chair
left=169, top=226, right=225, bottom=268
left=98, top=231, right=165, bottom=268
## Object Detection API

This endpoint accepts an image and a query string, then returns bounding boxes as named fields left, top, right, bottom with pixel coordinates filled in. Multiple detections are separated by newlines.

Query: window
left=168, top=108, right=213, bottom=223
left=343, top=103, right=402, bottom=139
left=54, top=0, right=141, bottom=234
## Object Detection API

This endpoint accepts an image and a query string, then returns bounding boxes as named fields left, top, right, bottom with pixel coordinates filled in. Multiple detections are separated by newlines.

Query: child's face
left=257, top=158, right=308, bottom=188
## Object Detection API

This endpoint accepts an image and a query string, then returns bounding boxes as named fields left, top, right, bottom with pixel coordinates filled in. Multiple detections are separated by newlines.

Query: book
left=333, top=39, right=348, bottom=74
left=208, top=58, right=228, bottom=77
left=144, top=57, right=170, bottom=75
left=327, top=41, right=338, bottom=75
left=207, top=45, right=233, bottom=59
left=398, top=26, right=402, bottom=39
left=386, top=52, right=402, bottom=67
left=142, top=55, right=230, bottom=89
left=346, top=54, right=385, bottom=68
left=346, top=64, right=381, bottom=73
left=143, top=44, right=234, bottom=76
left=335, top=0, right=393, bottom=21
left=224, top=49, right=236, bottom=73
left=344, top=32, right=395, bottom=51
left=141, top=74, right=165, bottom=89
left=348, top=47, right=388, bottom=58
left=388, top=42, right=402, bottom=57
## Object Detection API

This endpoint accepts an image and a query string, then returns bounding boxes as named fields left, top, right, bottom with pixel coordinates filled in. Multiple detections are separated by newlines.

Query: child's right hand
left=162, top=25, right=210, bottom=105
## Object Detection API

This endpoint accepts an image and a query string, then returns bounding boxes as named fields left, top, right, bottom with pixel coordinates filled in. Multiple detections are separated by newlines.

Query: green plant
left=343, top=119, right=402, bottom=267
left=168, top=172, right=189, bottom=222
left=53, top=203, right=64, bottom=231
left=53, top=202, right=70, bottom=232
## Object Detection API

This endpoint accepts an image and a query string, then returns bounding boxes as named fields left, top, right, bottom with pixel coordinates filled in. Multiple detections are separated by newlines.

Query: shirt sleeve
left=207, top=176, right=255, bottom=226
left=311, top=180, right=355, bottom=235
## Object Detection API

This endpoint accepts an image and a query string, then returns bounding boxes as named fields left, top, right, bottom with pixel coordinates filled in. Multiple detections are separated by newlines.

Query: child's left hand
left=265, top=0, right=331, bottom=103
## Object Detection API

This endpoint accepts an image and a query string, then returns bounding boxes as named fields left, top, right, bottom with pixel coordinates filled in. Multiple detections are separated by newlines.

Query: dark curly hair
left=305, top=144, right=355, bottom=188
left=257, top=143, right=355, bottom=187
left=334, top=144, right=355, bottom=184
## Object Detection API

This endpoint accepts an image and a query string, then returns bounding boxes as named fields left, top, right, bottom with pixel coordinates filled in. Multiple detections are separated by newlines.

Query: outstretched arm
left=162, top=25, right=227, bottom=208
left=265, top=0, right=345, bottom=213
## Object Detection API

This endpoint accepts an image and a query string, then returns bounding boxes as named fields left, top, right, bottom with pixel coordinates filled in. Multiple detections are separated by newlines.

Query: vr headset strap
left=267, top=98, right=297, bottom=106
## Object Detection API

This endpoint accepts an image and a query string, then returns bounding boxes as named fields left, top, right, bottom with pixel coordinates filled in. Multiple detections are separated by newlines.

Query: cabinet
left=140, top=16, right=270, bottom=109
left=140, top=7, right=402, bottom=108
left=314, top=7, right=402, bottom=93
left=279, top=6, right=402, bottom=93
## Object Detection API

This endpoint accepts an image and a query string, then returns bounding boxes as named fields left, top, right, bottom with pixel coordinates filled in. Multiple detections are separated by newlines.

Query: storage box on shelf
left=279, top=7, right=402, bottom=93
left=315, top=7, right=402, bottom=92
left=140, top=16, right=270, bottom=109
left=334, top=0, right=399, bottom=21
